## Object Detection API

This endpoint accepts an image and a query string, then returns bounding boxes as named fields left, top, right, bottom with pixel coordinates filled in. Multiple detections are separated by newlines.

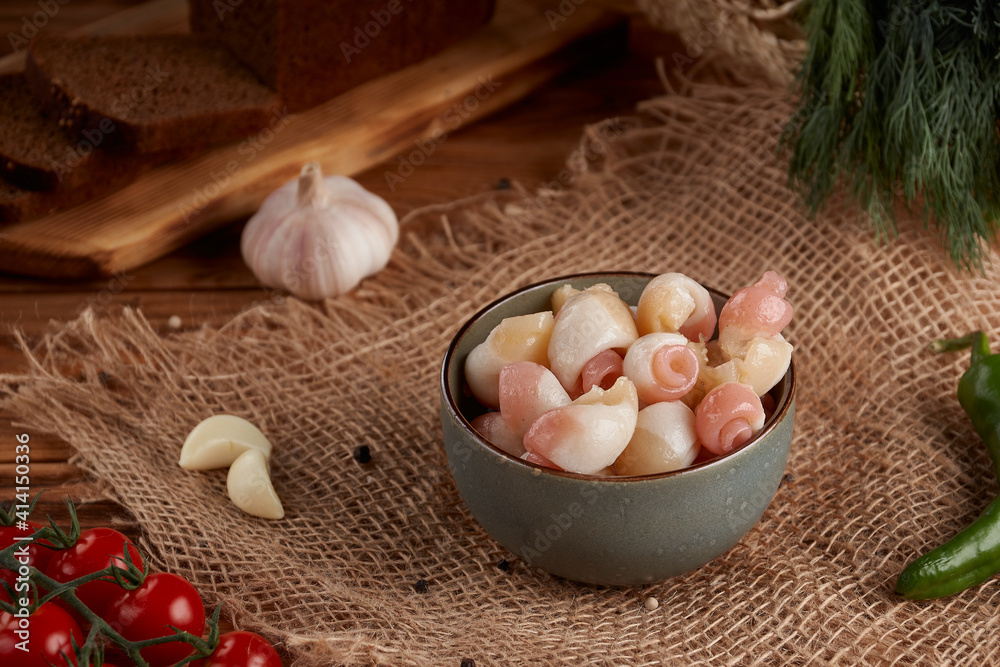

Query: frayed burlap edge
left=4, top=82, right=1000, bottom=666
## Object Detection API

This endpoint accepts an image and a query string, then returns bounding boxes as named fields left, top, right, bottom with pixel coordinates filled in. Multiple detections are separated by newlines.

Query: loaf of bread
left=25, top=34, right=282, bottom=154
left=0, top=72, right=177, bottom=222
left=189, top=0, right=496, bottom=111
left=0, top=73, right=83, bottom=191
left=3, top=4, right=498, bottom=226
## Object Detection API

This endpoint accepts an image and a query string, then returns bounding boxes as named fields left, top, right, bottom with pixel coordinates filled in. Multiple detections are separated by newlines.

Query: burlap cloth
left=637, top=0, right=805, bottom=84
left=4, top=81, right=1000, bottom=665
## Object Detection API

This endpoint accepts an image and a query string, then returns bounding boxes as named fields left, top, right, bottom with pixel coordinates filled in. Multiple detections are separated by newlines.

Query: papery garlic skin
left=465, top=312, right=555, bottom=408
left=227, top=449, right=284, bottom=520
left=523, top=376, right=639, bottom=474
left=547, top=284, right=638, bottom=394
left=616, top=401, right=699, bottom=475
left=179, top=415, right=273, bottom=471
left=241, top=162, right=398, bottom=300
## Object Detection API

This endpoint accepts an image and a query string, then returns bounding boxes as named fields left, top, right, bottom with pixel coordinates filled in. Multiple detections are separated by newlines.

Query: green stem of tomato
left=1, top=495, right=220, bottom=667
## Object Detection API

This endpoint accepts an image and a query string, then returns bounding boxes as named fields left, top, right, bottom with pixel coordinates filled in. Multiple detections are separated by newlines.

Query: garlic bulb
left=241, top=162, right=398, bottom=300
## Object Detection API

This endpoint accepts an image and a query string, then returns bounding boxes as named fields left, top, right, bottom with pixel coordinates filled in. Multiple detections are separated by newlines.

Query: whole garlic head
left=241, top=162, right=399, bottom=300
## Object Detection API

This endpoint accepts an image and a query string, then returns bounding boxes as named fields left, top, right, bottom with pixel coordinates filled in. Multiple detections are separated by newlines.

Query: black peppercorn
left=496, top=559, right=510, bottom=572
left=413, top=579, right=429, bottom=593
left=352, top=445, right=371, bottom=464
left=461, top=659, right=476, bottom=667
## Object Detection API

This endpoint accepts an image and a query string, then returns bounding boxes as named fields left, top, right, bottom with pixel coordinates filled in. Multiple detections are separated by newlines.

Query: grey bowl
left=440, top=272, right=796, bottom=586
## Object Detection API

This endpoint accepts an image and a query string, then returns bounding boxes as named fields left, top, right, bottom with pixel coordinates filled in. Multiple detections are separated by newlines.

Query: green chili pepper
left=895, top=331, right=1000, bottom=599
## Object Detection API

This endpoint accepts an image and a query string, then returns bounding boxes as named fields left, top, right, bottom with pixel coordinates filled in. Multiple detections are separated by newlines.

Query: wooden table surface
left=0, top=0, right=671, bottom=641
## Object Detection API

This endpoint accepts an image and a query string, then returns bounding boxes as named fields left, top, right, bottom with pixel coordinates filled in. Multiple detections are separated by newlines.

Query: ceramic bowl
left=440, top=272, right=796, bottom=586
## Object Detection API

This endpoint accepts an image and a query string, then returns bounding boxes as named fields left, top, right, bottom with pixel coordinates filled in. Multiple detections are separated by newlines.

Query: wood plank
left=0, top=0, right=627, bottom=279
left=0, top=429, right=73, bottom=462
left=0, top=288, right=275, bottom=337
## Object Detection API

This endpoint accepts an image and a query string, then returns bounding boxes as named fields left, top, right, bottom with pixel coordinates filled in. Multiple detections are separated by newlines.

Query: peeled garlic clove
left=523, top=376, right=638, bottom=474
left=695, top=382, right=765, bottom=456
left=700, top=358, right=742, bottom=394
left=240, top=162, right=399, bottom=301
left=551, top=284, right=580, bottom=314
left=179, top=415, right=273, bottom=470
left=622, top=332, right=699, bottom=404
left=498, top=362, right=571, bottom=438
left=227, top=449, right=284, bottom=520
left=718, top=271, right=793, bottom=341
left=521, top=450, right=562, bottom=470
left=579, top=349, right=625, bottom=393
left=636, top=273, right=717, bottom=342
left=464, top=312, right=554, bottom=408
left=547, top=284, right=638, bottom=393
left=737, top=336, right=793, bottom=396
left=616, top=401, right=699, bottom=475
left=471, top=411, right=526, bottom=458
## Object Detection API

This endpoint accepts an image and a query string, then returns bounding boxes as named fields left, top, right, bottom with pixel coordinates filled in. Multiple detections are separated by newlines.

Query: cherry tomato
left=0, top=521, right=54, bottom=596
left=104, top=572, right=206, bottom=667
left=0, top=600, right=83, bottom=667
left=44, top=528, right=141, bottom=617
left=191, top=631, right=282, bottom=667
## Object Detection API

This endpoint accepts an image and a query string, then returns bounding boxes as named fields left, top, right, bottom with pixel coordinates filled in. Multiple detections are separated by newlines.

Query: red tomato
left=104, top=572, right=206, bottom=667
left=0, top=521, right=54, bottom=596
left=0, top=601, right=83, bottom=667
left=191, top=631, right=282, bottom=667
left=44, top=528, right=141, bottom=617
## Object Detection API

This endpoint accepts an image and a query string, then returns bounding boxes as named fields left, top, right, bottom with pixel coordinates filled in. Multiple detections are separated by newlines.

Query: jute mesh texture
left=636, top=0, right=805, bottom=84
left=4, top=82, right=1000, bottom=666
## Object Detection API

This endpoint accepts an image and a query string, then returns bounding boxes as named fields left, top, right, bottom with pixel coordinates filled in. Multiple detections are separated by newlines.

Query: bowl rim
left=440, top=271, right=796, bottom=483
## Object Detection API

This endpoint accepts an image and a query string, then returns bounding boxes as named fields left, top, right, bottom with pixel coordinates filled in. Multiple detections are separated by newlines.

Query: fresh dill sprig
left=782, top=0, right=1000, bottom=271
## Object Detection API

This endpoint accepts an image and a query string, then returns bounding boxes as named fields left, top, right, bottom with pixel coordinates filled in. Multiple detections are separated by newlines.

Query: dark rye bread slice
left=0, top=73, right=167, bottom=194
left=190, top=0, right=495, bottom=111
left=0, top=178, right=51, bottom=224
left=0, top=73, right=81, bottom=191
left=0, top=72, right=191, bottom=223
left=0, top=146, right=166, bottom=224
left=25, top=34, right=281, bottom=154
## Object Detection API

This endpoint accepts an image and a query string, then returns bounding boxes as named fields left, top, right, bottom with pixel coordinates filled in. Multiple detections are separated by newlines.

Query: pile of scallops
left=463, top=272, right=793, bottom=476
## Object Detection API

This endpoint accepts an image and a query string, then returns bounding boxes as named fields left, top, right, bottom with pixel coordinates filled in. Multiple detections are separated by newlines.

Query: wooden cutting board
left=0, top=0, right=626, bottom=278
